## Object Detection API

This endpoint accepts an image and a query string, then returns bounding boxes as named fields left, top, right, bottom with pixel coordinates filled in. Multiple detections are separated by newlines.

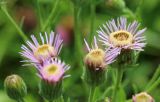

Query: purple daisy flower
left=20, top=31, right=63, bottom=66
left=84, top=36, right=120, bottom=70
left=36, top=58, right=70, bottom=83
left=98, top=17, right=146, bottom=56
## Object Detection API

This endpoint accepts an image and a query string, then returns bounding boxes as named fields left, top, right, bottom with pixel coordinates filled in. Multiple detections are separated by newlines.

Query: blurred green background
left=0, top=0, right=160, bottom=102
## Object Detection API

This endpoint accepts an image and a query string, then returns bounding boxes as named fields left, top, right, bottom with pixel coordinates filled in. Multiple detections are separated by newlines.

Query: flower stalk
left=112, top=67, right=124, bottom=102
left=88, top=86, right=96, bottom=102
left=1, top=6, right=28, bottom=42
left=89, top=0, right=96, bottom=43
left=42, top=0, right=60, bottom=31
left=73, top=5, right=83, bottom=68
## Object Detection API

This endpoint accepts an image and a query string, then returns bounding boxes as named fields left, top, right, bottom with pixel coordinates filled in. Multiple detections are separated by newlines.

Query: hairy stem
left=1, top=6, right=28, bottom=42
left=88, top=86, right=96, bottom=102
left=36, top=0, right=43, bottom=29
left=112, top=67, right=123, bottom=102
left=146, top=77, right=160, bottom=92
left=42, top=0, right=60, bottom=31
left=89, top=1, right=96, bottom=43
left=73, top=6, right=83, bottom=67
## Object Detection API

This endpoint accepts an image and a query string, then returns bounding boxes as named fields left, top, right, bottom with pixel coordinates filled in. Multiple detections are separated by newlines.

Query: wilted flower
left=83, top=36, right=119, bottom=86
left=132, top=92, right=154, bottom=102
left=98, top=17, right=146, bottom=55
left=84, top=36, right=119, bottom=70
left=20, top=31, right=63, bottom=66
left=98, top=17, right=146, bottom=65
left=4, top=75, right=27, bottom=101
left=37, top=58, right=70, bottom=101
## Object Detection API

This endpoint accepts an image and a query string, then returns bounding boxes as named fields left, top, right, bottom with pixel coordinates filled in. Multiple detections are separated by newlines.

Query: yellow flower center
left=135, top=92, right=153, bottom=102
left=34, top=44, right=55, bottom=58
left=110, top=30, right=133, bottom=46
left=85, top=49, right=105, bottom=68
left=44, top=64, right=59, bottom=76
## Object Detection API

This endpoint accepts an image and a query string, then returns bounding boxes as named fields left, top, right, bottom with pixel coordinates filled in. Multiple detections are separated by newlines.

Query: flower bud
left=4, top=74, right=27, bottom=101
left=132, top=92, right=154, bottom=102
left=39, top=79, right=62, bottom=101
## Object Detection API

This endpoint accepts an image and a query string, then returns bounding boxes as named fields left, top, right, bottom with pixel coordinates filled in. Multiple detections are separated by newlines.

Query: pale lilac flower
left=20, top=31, right=63, bottom=66
left=98, top=17, right=146, bottom=56
left=84, top=36, right=120, bottom=70
left=132, top=92, right=154, bottom=102
left=37, top=58, right=70, bottom=83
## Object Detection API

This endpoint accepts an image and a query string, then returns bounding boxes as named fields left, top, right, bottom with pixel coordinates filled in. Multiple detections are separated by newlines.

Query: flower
left=20, top=31, right=63, bottom=65
left=132, top=92, right=154, bottom=102
left=37, top=58, right=70, bottom=101
left=37, top=58, right=70, bottom=83
left=84, top=36, right=120, bottom=70
left=83, top=36, right=119, bottom=86
left=4, top=75, right=27, bottom=101
left=98, top=17, right=146, bottom=56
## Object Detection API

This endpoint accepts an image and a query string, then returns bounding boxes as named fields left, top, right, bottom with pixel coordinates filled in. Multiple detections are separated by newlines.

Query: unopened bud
left=4, top=74, right=27, bottom=101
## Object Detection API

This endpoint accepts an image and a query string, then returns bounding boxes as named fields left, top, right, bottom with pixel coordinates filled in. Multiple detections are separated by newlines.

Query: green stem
left=112, top=68, right=123, bottom=102
left=146, top=77, right=160, bottom=92
left=88, top=86, right=96, bottom=102
left=145, top=65, right=160, bottom=90
left=73, top=6, right=83, bottom=67
left=99, top=86, right=113, bottom=101
left=17, top=99, right=25, bottom=102
left=89, top=1, right=96, bottom=43
left=1, top=6, right=28, bottom=42
left=36, top=0, right=43, bottom=29
left=42, top=0, right=60, bottom=31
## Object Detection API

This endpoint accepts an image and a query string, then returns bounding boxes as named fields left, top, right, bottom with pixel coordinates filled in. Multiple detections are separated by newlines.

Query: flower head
left=37, top=58, right=70, bottom=83
left=98, top=17, right=146, bottom=56
left=4, top=75, right=27, bottom=101
left=20, top=31, right=63, bottom=65
left=132, top=92, right=154, bottom=102
left=84, top=36, right=119, bottom=70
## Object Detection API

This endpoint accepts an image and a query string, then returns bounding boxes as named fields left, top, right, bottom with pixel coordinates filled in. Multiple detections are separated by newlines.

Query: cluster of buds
left=20, top=32, right=70, bottom=101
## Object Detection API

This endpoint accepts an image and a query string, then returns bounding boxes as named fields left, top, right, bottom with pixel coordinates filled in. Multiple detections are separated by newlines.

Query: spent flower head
left=84, top=36, right=119, bottom=70
left=98, top=17, right=146, bottom=56
left=83, top=36, right=119, bottom=86
left=132, top=92, right=154, bottom=102
left=20, top=31, right=63, bottom=66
